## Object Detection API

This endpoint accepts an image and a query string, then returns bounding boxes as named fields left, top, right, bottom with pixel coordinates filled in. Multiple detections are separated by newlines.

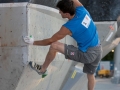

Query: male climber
left=24, top=0, right=102, bottom=90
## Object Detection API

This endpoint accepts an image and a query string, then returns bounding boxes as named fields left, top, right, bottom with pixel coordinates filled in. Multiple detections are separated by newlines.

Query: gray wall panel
left=0, top=3, right=28, bottom=47
left=95, top=22, right=118, bottom=58
left=0, top=47, right=27, bottom=90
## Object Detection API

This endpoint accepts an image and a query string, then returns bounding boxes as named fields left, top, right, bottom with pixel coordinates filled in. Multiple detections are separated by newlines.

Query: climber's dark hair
left=56, top=0, right=75, bottom=16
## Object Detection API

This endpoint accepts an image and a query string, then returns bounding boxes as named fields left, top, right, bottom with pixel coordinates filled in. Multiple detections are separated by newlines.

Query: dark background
left=0, top=0, right=120, bottom=21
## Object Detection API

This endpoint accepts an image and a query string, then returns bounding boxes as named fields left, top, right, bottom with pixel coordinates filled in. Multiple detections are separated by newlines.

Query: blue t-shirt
left=63, top=6, right=100, bottom=52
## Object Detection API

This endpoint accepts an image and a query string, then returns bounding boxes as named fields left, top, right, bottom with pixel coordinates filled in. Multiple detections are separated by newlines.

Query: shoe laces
left=34, top=63, right=41, bottom=70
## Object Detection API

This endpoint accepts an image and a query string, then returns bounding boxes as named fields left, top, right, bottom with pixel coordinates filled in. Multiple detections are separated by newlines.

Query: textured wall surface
left=0, top=3, right=28, bottom=90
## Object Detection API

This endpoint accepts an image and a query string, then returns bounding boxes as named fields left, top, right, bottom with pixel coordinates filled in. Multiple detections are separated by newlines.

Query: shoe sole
left=29, top=61, right=43, bottom=75
left=29, top=61, right=48, bottom=76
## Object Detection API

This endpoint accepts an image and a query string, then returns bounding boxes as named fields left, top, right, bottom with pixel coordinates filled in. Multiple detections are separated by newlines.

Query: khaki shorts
left=64, top=44, right=102, bottom=74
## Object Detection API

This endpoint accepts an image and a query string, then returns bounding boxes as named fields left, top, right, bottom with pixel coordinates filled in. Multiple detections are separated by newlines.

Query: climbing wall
left=0, top=2, right=120, bottom=90
left=0, top=3, right=28, bottom=90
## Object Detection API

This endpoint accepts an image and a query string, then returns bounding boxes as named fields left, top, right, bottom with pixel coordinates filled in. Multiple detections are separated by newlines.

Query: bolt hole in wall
left=0, top=37, right=1, bottom=46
